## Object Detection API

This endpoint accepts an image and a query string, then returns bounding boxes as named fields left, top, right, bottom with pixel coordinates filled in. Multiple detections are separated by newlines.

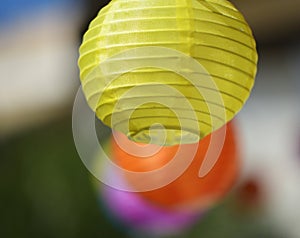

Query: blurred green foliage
left=0, top=115, right=281, bottom=238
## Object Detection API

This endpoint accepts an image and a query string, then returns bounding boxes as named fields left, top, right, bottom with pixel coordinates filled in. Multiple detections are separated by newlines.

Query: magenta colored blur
left=99, top=165, right=201, bottom=236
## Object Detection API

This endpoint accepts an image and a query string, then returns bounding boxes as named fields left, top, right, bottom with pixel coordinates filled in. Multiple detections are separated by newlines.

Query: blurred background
left=0, top=0, right=300, bottom=237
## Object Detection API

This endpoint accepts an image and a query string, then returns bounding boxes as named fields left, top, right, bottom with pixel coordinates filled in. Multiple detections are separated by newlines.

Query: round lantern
left=99, top=164, right=200, bottom=236
left=111, top=121, right=239, bottom=211
left=79, top=0, right=258, bottom=145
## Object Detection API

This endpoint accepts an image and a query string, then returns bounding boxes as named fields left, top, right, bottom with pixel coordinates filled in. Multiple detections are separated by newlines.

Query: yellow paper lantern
left=78, top=0, right=258, bottom=146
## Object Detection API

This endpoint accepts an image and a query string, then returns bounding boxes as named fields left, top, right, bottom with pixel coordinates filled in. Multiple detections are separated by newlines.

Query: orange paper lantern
left=111, top=122, right=239, bottom=211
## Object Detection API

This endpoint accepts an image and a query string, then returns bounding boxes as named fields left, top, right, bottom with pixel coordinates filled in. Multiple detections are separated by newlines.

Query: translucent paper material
left=78, top=0, right=258, bottom=145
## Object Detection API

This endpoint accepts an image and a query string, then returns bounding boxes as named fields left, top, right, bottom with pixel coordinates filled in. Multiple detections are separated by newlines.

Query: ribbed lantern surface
left=78, top=0, right=258, bottom=146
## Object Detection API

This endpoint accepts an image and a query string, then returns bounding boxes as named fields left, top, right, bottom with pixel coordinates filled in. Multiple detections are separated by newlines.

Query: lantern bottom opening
left=127, top=128, right=200, bottom=146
